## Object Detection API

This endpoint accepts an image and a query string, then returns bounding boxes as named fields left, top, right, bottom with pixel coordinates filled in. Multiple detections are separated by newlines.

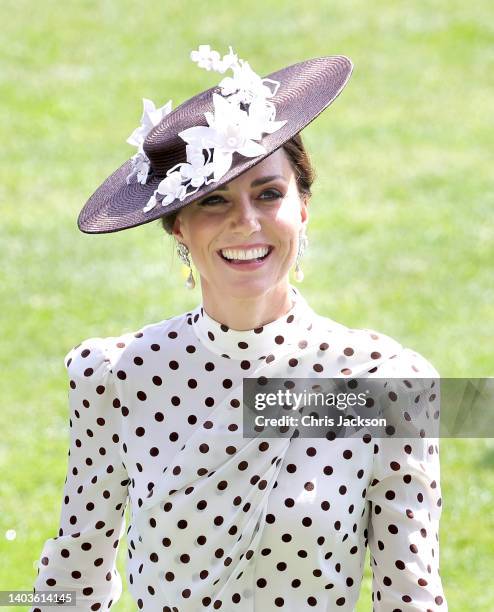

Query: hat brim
left=78, top=55, right=353, bottom=234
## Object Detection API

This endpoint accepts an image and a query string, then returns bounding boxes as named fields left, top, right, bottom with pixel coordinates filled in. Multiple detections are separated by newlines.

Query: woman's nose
left=228, top=197, right=261, bottom=233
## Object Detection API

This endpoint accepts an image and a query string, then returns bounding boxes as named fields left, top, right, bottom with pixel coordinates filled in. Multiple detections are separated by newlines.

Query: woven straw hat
left=78, top=51, right=353, bottom=234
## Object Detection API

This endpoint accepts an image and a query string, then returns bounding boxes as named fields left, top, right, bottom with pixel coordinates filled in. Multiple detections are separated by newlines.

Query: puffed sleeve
left=30, top=337, right=130, bottom=611
left=365, top=348, right=448, bottom=611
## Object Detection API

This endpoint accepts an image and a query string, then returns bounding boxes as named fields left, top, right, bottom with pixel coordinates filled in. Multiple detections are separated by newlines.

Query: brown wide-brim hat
left=78, top=55, right=353, bottom=234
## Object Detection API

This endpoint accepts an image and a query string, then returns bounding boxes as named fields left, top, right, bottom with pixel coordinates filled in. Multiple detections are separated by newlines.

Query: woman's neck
left=199, top=278, right=295, bottom=331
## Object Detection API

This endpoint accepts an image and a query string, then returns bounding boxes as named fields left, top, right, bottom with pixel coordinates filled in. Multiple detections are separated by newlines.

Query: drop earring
left=176, top=242, right=195, bottom=289
left=294, top=229, right=308, bottom=282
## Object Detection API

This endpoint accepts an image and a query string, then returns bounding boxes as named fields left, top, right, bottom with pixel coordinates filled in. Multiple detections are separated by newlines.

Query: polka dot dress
left=31, top=286, right=447, bottom=611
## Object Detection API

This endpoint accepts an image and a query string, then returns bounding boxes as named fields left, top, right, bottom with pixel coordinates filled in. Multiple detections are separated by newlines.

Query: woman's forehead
left=225, top=149, right=293, bottom=189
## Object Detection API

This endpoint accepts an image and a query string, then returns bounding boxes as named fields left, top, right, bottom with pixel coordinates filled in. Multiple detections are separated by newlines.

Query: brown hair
left=159, top=132, right=314, bottom=235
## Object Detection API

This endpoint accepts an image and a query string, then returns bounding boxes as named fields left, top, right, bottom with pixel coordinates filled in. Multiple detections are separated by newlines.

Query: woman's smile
left=217, top=244, right=275, bottom=269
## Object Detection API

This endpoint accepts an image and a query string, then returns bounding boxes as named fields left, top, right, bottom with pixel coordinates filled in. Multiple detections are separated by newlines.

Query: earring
left=176, top=242, right=195, bottom=289
left=294, top=229, right=308, bottom=282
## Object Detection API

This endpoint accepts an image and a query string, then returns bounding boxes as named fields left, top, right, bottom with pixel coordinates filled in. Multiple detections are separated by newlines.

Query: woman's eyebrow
left=215, top=175, right=286, bottom=191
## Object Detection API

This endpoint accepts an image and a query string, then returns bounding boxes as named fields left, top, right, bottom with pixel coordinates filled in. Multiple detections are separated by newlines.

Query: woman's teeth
left=220, top=246, right=270, bottom=262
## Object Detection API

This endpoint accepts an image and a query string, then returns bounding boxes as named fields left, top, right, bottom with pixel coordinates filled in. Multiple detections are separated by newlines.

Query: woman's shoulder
left=312, top=312, right=439, bottom=378
left=64, top=310, right=193, bottom=378
left=312, top=311, right=403, bottom=355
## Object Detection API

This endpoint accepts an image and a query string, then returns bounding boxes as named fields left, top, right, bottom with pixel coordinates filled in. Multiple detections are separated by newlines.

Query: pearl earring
left=294, top=229, right=308, bottom=282
left=176, top=242, right=195, bottom=289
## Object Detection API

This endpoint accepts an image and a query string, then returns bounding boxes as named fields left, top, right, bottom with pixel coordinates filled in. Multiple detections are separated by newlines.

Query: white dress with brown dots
left=31, top=286, right=447, bottom=611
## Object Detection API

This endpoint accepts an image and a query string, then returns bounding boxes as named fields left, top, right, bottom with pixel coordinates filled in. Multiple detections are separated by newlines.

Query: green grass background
left=1, top=0, right=493, bottom=609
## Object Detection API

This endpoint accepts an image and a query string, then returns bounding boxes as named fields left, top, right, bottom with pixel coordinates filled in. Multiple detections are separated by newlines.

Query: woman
left=31, top=46, right=447, bottom=611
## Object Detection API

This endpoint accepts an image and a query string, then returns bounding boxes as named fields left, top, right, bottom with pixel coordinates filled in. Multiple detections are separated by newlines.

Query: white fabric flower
left=245, top=96, right=287, bottom=140
left=126, top=98, right=172, bottom=185
left=129, top=153, right=152, bottom=185
left=190, top=45, right=222, bottom=71
left=219, top=61, right=275, bottom=104
left=126, top=98, right=172, bottom=148
left=157, top=172, right=186, bottom=205
left=179, top=95, right=266, bottom=182
left=218, top=47, right=238, bottom=73
left=181, top=95, right=265, bottom=152
left=179, top=146, right=214, bottom=188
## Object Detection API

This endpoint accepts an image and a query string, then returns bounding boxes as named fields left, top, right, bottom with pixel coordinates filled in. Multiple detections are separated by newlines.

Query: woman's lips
left=217, top=246, right=274, bottom=270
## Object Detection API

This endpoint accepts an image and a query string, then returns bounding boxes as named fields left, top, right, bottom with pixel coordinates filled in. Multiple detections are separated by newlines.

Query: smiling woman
left=167, top=145, right=311, bottom=330
left=31, top=45, right=448, bottom=611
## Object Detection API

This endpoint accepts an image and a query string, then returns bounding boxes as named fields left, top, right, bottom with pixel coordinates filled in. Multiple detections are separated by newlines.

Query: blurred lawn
left=1, top=0, right=493, bottom=610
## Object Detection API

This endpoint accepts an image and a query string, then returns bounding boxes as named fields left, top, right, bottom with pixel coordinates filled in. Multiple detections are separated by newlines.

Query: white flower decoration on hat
left=190, top=45, right=238, bottom=73
left=127, top=45, right=287, bottom=213
left=219, top=60, right=280, bottom=104
left=126, top=98, right=172, bottom=185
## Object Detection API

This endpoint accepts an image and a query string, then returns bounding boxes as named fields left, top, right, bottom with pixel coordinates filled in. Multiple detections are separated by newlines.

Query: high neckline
left=189, top=285, right=316, bottom=360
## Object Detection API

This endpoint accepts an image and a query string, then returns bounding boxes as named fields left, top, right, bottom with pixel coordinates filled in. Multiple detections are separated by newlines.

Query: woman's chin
left=212, top=275, right=282, bottom=299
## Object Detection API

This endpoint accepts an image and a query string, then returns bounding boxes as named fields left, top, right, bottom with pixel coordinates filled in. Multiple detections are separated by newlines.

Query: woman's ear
left=171, top=214, right=184, bottom=241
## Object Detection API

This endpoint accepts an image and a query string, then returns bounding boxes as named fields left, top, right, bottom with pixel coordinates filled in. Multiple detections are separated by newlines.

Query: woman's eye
left=198, top=188, right=282, bottom=206
left=259, top=188, right=283, bottom=200
left=198, top=195, right=226, bottom=206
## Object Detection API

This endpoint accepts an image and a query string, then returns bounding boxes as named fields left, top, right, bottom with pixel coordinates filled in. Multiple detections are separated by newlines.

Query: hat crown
left=143, top=86, right=217, bottom=177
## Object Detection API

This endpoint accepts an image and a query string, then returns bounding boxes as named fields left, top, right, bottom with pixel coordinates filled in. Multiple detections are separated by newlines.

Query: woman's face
left=172, top=148, right=308, bottom=300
